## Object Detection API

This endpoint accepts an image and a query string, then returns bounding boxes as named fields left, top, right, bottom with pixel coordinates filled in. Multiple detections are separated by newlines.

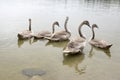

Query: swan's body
left=33, top=21, right=60, bottom=39
left=45, top=17, right=71, bottom=42
left=63, top=37, right=86, bottom=54
left=89, top=24, right=112, bottom=49
left=18, top=19, right=33, bottom=40
left=63, top=20, right=91, bottom=55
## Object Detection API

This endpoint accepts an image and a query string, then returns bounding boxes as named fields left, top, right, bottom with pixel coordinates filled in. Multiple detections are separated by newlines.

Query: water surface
left=0, top=0, right=120, bottom=80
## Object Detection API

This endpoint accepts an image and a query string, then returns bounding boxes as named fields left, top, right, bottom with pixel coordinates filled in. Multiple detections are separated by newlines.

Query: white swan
left=17, top=19, right=33, bottom=40
left=45, top=17, right=71, bottom=42
left=89, top=24, right=112, bottom=49
left=33, top=21, right=60, bottom=39
left=63, top=20, right=91, bottom=55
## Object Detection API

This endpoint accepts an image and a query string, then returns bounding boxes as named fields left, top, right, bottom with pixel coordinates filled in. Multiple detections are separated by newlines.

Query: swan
left=63, top=20, right=91, bottom=55
left=33, top=21, right=60, bottom=39
left=17, top=19, right=33, bottom=40
left=45, top=17, right=71, bottom=42
left=89, top=24, right=112, bottom=49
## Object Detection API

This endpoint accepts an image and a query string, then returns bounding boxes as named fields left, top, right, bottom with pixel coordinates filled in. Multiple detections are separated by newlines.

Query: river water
left=0, top=0, right=120, bottom=80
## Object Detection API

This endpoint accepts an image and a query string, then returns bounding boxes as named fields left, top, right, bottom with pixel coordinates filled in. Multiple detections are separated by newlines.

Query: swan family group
left=17, top=17, right=112, bottom=55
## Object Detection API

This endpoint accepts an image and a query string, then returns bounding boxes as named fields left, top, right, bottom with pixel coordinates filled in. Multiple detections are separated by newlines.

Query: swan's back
left=89, top=39, right=112, bottom=49
left=39, top=31, right=51, bottom=37
left=63, top=37, right=86, bottom=54
left=18, top=30, right=32, bottom=35
left=47, top=30, right=70, bottom=41
left=18, top=30, right=33, bottom=39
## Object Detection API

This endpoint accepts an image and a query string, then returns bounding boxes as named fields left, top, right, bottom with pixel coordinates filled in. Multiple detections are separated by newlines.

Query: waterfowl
left=45, top=17, right=71, bottom=42
left=33, top=21, right=60, bottom=39
left=63, top=20, right=91, bottom=55
left=17, top=19, right=33, bottom=40
left=89, top=24, right=112, bottom=49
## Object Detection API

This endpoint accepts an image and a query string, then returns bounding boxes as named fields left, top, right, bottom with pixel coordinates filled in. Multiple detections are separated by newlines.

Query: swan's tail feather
left=17, top=34, right=24, bottom=39
left=107, top=44, right=112, bottom=49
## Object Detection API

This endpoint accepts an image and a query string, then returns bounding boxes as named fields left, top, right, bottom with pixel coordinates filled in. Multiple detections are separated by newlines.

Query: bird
left=45, top=17, right=71, bottom=42
left=33, top=21, right=60, bottom=39
left=17, top=19, right=34, bottom=40
left=89, top=24, right=112, bottom=49
left=63, top=20, right=91, bottom=55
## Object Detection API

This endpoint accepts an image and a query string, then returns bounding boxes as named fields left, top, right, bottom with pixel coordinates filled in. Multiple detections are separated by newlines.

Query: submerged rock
left=22, top=68, right=46, bottom=77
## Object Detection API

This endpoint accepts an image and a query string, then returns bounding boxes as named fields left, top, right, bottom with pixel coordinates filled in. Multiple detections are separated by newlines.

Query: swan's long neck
left=91, top=27, right=95, bottom=40
left=78, top=24, right=85, bottom=39
left=64, top=18, right=69, bottom=32
left=29, top=19, right=31, bottom=31
left=52, top=23, right=55, bottom=33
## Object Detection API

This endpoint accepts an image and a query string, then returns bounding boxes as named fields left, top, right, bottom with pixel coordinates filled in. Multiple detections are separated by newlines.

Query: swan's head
left=82, top=20, right=91, bottom=28
left=29, top=18, right=31, bottom=22
left=53, top=21, right=60, bottom=27
left=92, top=24, right=99, bottom=29
left=66, top=16, right=69, bottom=21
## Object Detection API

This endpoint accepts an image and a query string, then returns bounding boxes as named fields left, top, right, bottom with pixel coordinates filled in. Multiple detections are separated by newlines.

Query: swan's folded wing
left=18, top=30, right=33, bottom=39
left=63, top=41, right=85, bottom=54
left=34, top=31, right=51, bottom=39
left=46, top=31, right=70, bottom=41
left=89, top=39, right=112, bottom=49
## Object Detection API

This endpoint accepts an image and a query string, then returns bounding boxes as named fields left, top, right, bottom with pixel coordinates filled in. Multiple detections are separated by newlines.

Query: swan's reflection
left=63, top=53, right=86, bottom=75
left=45, top=40, right=69, bottom=48
left=89, top=45, right=111, bottom=58
left=84, top=0, right=120, bottom=9
left=17, top=39, right=32, bottom=48
left=32, top=38, right=48, bottom=44
left=32, top=38, right=39, bottom=43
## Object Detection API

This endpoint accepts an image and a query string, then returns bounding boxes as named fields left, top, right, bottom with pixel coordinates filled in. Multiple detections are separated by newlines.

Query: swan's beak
left=87, top=24, right=91, bottom=28
left=92, top=24, right=99, bottom=29
left=95, top=26, right=99, bottom=29
left=87, top=23, right=91, bottom=28
left=89, top=25, right=91, bottom=28
left=96, top=26, right=99, bottom=29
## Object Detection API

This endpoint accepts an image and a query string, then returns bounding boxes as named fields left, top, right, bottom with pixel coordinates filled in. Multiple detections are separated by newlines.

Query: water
left=0, top=0, right=120, bottom=80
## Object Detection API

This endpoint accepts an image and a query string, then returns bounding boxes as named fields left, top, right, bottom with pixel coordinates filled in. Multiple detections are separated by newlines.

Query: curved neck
left=91, top=27, right=95, bottom=40
left=29, top=20, right=31, bottom=31
left=78, top=24, right=85, bottom=39
left=52, top=24, right=55, bottom=33
left=64, top=18, right=69, bottom=32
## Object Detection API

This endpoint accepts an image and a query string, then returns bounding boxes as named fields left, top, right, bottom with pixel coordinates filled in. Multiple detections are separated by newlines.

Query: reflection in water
left=45, top=40, right=69, bottom=48
left=84, top=0, right=120, bottom=9
left=32, top=38, right=39, bottom=44
left=18, top=38, right=48, bottom=47
left=32, top=38, right=48, bottom=44
left=88, top=45, right=111, bottom=58
left=17, top=39, right=32, bottom=48
left=49, top=0, right=120, bottom=10
left=63, top=54, right=86, bottom=75
left=0, top=0, right=120, bottom=80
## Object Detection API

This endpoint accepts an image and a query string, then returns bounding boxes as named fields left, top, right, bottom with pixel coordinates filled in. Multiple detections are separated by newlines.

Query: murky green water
left=0, top=0, right=120, bottom=80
